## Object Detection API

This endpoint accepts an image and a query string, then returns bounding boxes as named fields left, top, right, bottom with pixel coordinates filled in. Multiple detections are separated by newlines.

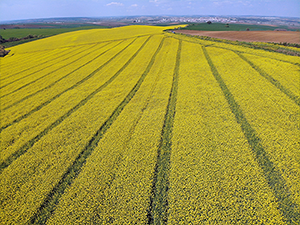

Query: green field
left=181, top=22, right=291, bottom=31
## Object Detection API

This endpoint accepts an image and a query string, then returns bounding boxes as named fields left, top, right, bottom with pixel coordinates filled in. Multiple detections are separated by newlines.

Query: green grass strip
left=0, top=36, right=151, bottom=174
left=28, top=36, right=165, bottom=225
left=148, top=39, right=181, bottom=225
left=202, top=46, right=300, bottom=225
left=236, top=52, right=300, bottom=106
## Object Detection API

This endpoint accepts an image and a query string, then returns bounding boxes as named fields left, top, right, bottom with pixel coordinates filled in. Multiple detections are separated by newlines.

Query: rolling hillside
left=0, top=25, right=299, bottom=224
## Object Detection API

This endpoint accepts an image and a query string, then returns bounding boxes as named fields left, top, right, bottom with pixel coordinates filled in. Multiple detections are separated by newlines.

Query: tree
left=0, top=35, right=6, bottom=43
left=0, top=45, right=10, bottom=57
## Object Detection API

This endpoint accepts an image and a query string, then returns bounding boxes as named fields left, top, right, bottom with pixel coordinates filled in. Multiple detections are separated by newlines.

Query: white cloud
left=212, top=0, right=234, bottom=6
left=149, top=0, right=161, bottom=7
left=131, top=4, right=138, bottom=7
left=238, top=1, right=252, bottom=6
left=106, top=2, right=124, bottom=6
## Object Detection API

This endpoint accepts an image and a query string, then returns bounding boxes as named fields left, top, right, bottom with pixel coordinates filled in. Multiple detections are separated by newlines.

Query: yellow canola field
left=0, top=44, right=97, bottom=99
left=0, top=47, right=67, bottom=78
left=0, top=38, right=140, bottom=162
left=0, top=41, right=119, bottom=126
left=211, top=41, right=300, bottom=65
left=0, top=34, right=164, bottom=224
left=5, top=25, right=186, bottom=54
left=0, top=44, right=98, bottom=89
left=47, top=37, right=178, bottom=224
left=0, top=25, right=299, bottom=224
left=168, top=41, right=285, bottom=224
left=241, top=53, right=300, bottom=98
left=206, top=46, right=300, bottom=219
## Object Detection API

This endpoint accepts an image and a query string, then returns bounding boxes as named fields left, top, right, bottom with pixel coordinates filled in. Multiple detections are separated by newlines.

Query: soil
left=175, top=30, right=300, bottom=44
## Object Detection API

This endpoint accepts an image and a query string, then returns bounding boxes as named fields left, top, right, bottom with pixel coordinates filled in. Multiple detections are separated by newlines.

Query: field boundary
left=0, top=36, right=151, bottom=173
left=148, top=39, right=181, bottom=224
left=202, top=45, right=300, bottom=224
left=5, top=32, right=164, bottom=54
left=236, top=52, right=300, bottom=106
left=28, top=36, right=166, bottom=225
left=175, top=32, right=300, bottom=56
left=166, top=32, right=300, bottom=62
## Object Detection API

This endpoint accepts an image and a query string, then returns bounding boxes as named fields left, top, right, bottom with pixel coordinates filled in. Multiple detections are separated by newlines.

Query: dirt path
left=175, top=30, right=300, bottom=44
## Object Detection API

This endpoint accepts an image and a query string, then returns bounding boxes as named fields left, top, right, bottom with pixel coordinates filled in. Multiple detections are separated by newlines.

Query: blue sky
left=0, top=0, right=299, bottom=22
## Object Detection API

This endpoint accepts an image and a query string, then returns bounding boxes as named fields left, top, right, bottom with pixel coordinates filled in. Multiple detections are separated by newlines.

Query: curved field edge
left=3, top=25, right=186, bottom=55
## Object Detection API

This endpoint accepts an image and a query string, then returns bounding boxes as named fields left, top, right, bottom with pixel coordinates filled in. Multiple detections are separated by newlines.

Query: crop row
left=0, top=36, right=151, bottom=171
left=205, top=46, right=300, bottom=223
left=0, top=45, right=91, bottom=89
left=1, top=47, right=68, bottom=79
left=237, top=53, right=300, bottom=105
left=167, top=41, right=287, bottom=224
left=0, top=35, right=167, bottom=224
left=0, top=40, right=123, bottom=129
left=0, top=43, right=106, bottom=99
left=0, top=27, right=299, bottom=224
left=42, top=37, right=178, bottom=224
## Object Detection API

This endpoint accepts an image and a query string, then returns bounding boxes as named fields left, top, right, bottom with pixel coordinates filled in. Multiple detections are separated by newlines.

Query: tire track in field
left=28, top=37, right=165, bottom=225
left=91, top=38, right=166, bottom=222
left=1, top=38, right=133, bottom=81
left=0, top=44, right=103, bottom=98
left=0, top=36, right=151, bottom=174
left=202, top=46, right=300, bottom=225
left=215, top=45, right=300, bottom=67
left=235, top=50, right=300, bottom=67
left=235, top=52, right=300, bottom=106
left=0, top=50, right=59, bottom=78
left=208, top=42, right=300, bottom=67
left=1, top=41, right=116, bottom=111
left=0, top=40, right=128, bottom=131
left=148, top=39, right=181, bottom=225
left=0, top=45, right=107, bottom=91
left=0, top=45, right=90, bottom=86
left=1, top=39, right=116, bottom=72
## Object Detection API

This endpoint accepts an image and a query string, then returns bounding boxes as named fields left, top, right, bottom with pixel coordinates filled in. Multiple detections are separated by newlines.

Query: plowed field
left=176, top=30, right=300, bottom=44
